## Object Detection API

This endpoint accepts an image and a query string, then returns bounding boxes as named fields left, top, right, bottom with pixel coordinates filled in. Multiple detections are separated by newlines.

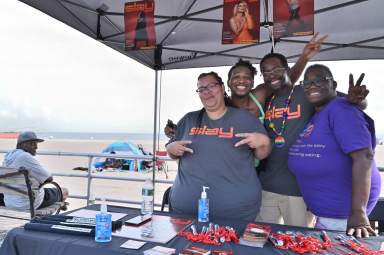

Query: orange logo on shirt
left=265, top=104, right=301, bottom=120
left=189, top=126, right=234, bottom=139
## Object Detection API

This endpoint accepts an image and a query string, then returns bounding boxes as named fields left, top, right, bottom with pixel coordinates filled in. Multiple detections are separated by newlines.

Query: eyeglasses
left=196, top=82, right=220, bottom=94
left=300, top=77, right=333, bottom=88
left=261, top=67, right=286, bottom=77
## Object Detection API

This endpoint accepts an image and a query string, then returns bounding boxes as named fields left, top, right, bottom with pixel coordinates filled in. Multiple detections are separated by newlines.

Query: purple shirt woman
left=288, top=64, right=381, bottom=237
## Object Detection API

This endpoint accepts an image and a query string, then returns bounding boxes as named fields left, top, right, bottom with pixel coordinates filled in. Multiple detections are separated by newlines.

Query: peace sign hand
left=234, top=132, right=270, bottom=149
left=347, top=73, right=369, bottom=105
left=302, top=32, right=328, bottom=61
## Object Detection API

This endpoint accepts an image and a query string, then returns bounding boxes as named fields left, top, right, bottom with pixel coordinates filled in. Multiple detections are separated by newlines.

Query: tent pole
left=151, top=69, right=159, bottom=192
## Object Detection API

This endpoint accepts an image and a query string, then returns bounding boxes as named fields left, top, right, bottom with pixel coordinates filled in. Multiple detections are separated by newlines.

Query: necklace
left=266, top=86, right=295, bottom=147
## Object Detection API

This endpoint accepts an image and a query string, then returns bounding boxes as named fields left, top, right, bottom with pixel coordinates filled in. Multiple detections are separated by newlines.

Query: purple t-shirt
left=288, top=97, right=381, bottom=219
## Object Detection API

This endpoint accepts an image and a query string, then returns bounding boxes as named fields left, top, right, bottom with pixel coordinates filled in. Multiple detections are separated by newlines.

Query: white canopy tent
left=17, top=0, right=384, bottom=182
left=18, top=0, right=384, bottom=70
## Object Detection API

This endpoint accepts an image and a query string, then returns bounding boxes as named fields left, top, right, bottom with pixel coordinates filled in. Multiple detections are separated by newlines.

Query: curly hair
left=260, top=53, right=289, bottom=73
left=228, top=59, right=257, bottom=82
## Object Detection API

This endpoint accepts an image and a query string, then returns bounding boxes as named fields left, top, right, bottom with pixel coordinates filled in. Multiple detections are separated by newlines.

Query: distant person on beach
left=1, top=131, right=68, bottom=210
left=288, top=64, right=380, bottom=237
left=166, top=72, right=271, bottom=221
left=230, top=1, right=254, bottom=44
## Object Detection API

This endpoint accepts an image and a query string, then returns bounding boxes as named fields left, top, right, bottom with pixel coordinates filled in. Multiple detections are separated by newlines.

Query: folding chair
left=0, top=166, right=64, bottom=220
left=161, top=186, right=172, bottom=212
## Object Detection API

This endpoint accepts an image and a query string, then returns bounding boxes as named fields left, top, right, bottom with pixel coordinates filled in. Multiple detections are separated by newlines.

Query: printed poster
left=273, top=0, right=314, bottom=38
left=124, top=0, right=156, bottom=50
left=222, top=0, right=260, bottom=44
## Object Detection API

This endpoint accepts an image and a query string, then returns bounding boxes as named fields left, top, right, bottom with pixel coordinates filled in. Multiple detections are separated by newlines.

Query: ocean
left=35, top=132, right=168, bottom=141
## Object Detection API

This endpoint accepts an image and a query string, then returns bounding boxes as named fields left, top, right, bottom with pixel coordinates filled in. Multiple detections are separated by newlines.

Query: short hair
left=304, top=64, right=334, bottom=79
left=227, top=59, right=257, bottom=81
left=196, top=72, right=234, bottom=127
left=198, top=71, right=224, bottom=85
left=260, top=53, right=289, bottom=72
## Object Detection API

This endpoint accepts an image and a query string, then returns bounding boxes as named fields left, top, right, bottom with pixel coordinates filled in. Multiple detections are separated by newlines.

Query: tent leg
left=151, top=70, right=159, bottom=192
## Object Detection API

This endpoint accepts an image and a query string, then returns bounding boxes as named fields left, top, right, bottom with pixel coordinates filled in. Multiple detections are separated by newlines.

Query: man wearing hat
left=2, top=131, right=68, bottom=210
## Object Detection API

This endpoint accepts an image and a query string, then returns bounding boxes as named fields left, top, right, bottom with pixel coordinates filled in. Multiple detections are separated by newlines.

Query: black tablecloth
left=1, top=205, right=383, bottom=255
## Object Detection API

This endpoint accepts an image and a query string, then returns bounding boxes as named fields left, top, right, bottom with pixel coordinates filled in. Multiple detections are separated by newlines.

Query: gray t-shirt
left=259, top=85, right=314, bottom=196
left=170, top=107, right=267, bottom=222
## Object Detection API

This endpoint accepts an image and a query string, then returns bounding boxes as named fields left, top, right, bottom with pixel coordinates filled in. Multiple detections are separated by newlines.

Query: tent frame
left=54, top=0, right=384, bottom=69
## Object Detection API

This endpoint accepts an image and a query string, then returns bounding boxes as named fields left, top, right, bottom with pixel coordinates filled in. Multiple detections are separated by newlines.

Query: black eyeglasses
left=300, top=77, right=333, bottom=88
left=196, top=82, right=220, bottom=94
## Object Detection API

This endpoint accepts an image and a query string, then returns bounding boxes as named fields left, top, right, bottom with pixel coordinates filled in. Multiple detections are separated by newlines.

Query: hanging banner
left=124, top=0, right=156, bottom=50
left=222, top=0, right=260, bottom=44
left=273, top=0, right=314, bottom=38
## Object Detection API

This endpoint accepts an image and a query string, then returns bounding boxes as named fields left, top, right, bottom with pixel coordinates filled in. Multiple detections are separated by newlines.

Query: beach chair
left=155, top=151, right=169, bottom=178
left=0, top=166, right=64, bottom=220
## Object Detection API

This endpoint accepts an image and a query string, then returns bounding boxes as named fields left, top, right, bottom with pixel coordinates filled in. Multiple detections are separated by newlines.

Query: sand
left=0, top=138, right=383, bottom=212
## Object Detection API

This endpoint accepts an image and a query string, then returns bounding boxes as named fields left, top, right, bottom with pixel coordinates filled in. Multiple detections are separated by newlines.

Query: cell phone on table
left=124, top=214, right=152, bottom=226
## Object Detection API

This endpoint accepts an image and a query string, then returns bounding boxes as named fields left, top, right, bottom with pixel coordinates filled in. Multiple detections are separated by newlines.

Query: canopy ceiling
left=19, top=0, right=384, bottom=70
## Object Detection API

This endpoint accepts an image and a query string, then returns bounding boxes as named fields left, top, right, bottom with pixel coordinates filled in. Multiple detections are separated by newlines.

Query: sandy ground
left=0, top=139, right=383, bottom=213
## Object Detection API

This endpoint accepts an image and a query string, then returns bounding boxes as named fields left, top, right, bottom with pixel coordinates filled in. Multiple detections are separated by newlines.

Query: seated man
left=2, top=131, right=68, bottom=210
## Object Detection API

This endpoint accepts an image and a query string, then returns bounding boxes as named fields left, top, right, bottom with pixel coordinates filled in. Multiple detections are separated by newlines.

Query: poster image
left=273, top=0, right=314, bottom=38
left=222, top=0, right=260, bottom=44
left=124, top=0, right=156, bottom=50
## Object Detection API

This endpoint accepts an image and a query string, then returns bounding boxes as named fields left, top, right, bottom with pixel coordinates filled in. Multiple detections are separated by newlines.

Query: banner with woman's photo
left=273, top=0, right=314, bottom=38
left=124, top=0, right=156, bottom=50
left=222, top=0, right=260, bottom=44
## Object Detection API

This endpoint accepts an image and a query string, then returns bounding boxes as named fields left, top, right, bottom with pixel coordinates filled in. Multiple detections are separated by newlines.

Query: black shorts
left=38, top=188, right=62, bottom=209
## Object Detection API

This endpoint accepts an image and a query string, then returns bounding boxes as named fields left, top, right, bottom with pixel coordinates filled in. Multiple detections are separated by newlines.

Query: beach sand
left=0, top=138, right=383, bottom=212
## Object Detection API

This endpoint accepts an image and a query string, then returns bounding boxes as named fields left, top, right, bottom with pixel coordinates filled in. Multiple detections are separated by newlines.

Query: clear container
left=95, top=198, right=112, bottom=242
left=141, top=179, right=154, bottom=215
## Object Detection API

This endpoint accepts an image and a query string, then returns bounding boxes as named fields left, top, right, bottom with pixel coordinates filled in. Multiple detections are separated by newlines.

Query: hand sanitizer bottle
left=95, top=198, right=112, bottom=242
left=198, top=186, right=209, bottom=222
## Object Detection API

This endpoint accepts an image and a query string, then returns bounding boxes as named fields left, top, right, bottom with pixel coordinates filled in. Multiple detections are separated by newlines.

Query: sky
left=1, top=0, right=383, bottom=137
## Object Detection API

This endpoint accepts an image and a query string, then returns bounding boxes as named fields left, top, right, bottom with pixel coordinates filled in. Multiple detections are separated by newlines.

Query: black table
left=1, top=205, right=383, bottom=255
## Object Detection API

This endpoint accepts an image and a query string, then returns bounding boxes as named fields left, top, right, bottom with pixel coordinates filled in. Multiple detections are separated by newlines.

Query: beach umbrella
left=102, top=142, right=144, bottom=156
left=94, top=141, right=145, bottom=171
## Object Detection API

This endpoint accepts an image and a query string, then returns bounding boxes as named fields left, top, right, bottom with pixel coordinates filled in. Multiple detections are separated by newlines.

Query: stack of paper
left=143, top=246, right=176, bottom=255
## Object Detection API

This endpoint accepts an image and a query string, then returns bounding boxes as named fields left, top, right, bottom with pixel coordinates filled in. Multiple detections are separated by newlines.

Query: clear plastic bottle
left=198, top=186, right=209, bottom=222
left=95, top=198, right=112, bottom=242
left=141, top=179, right=154, bottom=215
left=88, top=194, right=96, bottom=205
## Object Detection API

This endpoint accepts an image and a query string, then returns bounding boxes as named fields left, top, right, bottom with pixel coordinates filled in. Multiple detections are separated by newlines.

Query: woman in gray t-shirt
left=166, top=72, right=271, bottom=221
